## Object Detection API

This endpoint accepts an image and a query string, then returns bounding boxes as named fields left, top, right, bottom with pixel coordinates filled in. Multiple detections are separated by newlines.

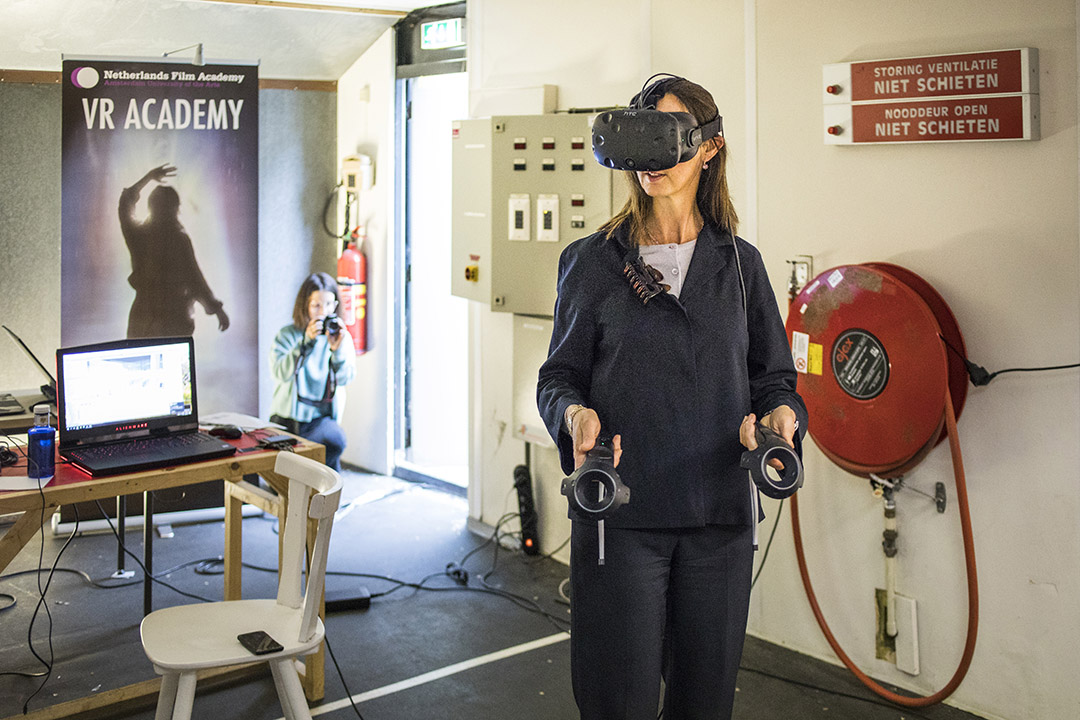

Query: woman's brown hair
left=599, top=77, right=739, bottom=245
left=291, top=272, right=340, bottom=329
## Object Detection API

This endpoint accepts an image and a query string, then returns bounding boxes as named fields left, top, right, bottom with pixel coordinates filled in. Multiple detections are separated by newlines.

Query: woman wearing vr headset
left=538, top=75, right=807, bottom=719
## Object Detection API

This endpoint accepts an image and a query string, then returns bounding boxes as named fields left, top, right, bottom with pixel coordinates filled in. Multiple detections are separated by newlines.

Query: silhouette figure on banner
left=119, top=164, right=230, bottom=338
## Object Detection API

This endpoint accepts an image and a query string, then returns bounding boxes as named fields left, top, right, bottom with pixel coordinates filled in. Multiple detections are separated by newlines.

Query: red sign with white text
left=850, top=96, right=1026, bottom=143
left=850, top=49, right=1024, bottom=101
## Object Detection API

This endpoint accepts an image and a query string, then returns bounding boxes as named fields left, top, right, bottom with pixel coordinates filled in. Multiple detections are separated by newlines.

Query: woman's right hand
left=304, top=317, right=323, bottom=342
left=571, top=407, right=622, bottom=470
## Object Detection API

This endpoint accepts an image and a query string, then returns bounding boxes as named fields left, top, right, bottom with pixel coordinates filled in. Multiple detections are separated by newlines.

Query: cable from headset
left=632, top=73, right=683, bottom=109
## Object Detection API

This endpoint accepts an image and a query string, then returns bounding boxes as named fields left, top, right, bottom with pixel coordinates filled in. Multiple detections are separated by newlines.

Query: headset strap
left=690, top=115, right=724, bottom=146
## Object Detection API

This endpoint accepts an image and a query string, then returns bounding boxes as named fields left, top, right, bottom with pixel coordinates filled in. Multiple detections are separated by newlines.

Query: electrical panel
left=451, top=114, right=621, bottom=316
left=513, top=314, right=555, bottom=448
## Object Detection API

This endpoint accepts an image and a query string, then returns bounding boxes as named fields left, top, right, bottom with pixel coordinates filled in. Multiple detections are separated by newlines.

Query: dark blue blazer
left=537, top=222, right=807, bottom=528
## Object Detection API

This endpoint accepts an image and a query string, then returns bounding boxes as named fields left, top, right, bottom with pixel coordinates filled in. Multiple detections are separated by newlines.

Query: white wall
left=750, top=3, right=1079, bottom=719
left=337, top=28, right=397, bottom=475
left=453, top=1, right=1080, bottom=718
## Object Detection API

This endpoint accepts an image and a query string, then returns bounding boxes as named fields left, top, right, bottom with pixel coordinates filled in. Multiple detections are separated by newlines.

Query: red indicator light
left=827, top=125, right=843, bottom=136
left=826, top=84, right=843, bottom=95
left=525, top=538, right=533, bottom=547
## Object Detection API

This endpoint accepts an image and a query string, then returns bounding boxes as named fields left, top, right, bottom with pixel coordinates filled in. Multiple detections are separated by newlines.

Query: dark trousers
left=273, top=414, right=347, bottom=472
left=570, top=522, right=755, bottom=720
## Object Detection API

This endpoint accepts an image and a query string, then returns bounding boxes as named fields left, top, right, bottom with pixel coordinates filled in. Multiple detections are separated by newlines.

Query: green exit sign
left=420, top=18, right=464, bottom=50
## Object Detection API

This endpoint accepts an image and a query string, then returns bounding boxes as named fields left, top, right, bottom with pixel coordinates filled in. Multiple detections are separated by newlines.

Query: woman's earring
left=703, top=161, right=710, bottom=171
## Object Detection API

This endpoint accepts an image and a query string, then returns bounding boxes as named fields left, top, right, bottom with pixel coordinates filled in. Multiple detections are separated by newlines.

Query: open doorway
left=395, top=71, right=469, bottom=489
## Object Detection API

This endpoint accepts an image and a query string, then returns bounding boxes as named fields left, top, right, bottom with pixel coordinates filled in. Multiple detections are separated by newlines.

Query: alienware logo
left=70, top=66, right=100, bottom=89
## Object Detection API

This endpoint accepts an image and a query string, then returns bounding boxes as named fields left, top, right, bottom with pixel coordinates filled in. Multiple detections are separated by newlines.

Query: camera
left=322, top=314, right=343, bottom=336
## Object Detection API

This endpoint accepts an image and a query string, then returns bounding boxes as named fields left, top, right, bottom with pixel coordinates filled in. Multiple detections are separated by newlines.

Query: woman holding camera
left=270, top=272, right=356, bottom=471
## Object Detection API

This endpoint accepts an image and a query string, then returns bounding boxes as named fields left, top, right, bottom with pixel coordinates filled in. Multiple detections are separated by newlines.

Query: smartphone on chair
left=237, top=630, right=284, bottom=655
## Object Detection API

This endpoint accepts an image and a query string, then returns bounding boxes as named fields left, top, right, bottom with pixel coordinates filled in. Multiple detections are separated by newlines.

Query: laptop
left=2, top=324, right=58, bottom=406
left=56, top=336, right=235, bottom=476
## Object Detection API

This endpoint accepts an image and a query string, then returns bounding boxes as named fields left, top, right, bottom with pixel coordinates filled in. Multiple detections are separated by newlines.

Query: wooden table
left=0, top=430, right=328, bottom=719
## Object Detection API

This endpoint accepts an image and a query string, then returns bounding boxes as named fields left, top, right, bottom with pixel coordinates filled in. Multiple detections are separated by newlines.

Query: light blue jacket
left=270, top=324, right=356, bottom=423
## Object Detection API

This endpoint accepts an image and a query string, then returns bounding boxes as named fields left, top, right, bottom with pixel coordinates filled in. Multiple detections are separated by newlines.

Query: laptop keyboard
left=66, top=433, right=221, bottom=462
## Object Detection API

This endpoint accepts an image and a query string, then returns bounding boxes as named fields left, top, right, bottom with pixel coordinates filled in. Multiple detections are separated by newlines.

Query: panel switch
left=508, top=194, right=530, bottom=241
left=537, top=194, right=559, bottom=242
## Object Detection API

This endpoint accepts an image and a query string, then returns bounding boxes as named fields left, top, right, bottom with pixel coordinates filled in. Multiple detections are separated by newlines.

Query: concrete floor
left=0, top=469, right=985, bottom=720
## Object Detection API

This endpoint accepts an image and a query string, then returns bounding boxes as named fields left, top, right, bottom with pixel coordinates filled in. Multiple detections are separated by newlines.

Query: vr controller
left=561, top=435, right=630, bottom=520
left=740, top=424, right=804, bottom=500
left=561, top=434, right=629, bottom=566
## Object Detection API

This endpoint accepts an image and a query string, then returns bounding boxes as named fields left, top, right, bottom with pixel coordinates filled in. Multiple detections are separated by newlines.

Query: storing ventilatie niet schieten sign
left=822, top=48, right=1039, bottom=144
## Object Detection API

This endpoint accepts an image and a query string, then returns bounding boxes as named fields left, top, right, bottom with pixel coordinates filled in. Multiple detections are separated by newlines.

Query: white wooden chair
left=140, top=452, right=343, bottom=720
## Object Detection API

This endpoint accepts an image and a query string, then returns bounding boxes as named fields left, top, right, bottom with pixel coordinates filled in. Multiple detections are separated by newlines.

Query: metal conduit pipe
left=790, top=383, right=979, bottom=707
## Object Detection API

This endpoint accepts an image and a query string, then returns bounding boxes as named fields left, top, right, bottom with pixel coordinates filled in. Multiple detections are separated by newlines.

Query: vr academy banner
left=61, top=57, right=259, bottom=415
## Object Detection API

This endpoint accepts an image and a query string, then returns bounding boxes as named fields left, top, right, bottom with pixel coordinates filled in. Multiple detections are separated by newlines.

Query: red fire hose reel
left=784, top=263, right=979, bottom=708
left=785, top=262, right=969, bottom=477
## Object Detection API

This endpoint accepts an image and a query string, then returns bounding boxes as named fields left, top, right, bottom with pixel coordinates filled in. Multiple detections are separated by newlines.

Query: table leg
left=116, top=496, right=126, bottom=573
left=143, top=490, right=153, bottom=615
left=224, top=483, right=244, bottom=601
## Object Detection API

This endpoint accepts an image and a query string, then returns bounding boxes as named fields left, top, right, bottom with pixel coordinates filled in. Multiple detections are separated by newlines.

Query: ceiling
left=1, top=0, right=436, bottom=81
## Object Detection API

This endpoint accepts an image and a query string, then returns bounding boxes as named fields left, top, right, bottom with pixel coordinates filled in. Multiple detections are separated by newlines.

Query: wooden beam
left=191, top=0, right=407, bottom=17
left=0, top=506, right=58, bottom=570
left=259, top=78, right=337, bottom=92
left=0, top=70, right=61, bottom=84
left=10, top=665, right=262, bottom=720
left=0, top=70, right=336, bottom=92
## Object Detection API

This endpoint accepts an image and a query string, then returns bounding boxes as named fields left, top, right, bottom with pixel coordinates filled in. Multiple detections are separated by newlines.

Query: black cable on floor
left=1, top=480, right=79, bottom=714
left=90, top=499, right=216, bottom=603
left=0, top=555, right=233, bottom=591
left=736, top=664, right=943, bottom=720
left=324, top=634, right=366, bottom=720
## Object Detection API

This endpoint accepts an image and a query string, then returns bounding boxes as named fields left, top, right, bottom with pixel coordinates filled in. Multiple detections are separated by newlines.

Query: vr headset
left=592, top=73, right=724, bottom=172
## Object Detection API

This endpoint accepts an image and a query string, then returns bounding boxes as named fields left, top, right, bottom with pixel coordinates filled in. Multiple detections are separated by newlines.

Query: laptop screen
left=2, top=324, right=57, bottom=390
left=56, top=336, right=200, bottom=448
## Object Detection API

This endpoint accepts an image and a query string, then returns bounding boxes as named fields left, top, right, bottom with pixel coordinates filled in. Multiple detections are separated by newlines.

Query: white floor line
left=290, top=631, right=571, bottom=719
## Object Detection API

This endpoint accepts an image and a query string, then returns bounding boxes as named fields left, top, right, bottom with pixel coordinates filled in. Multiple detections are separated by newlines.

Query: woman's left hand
left=740, top=405, right=798, bottom=453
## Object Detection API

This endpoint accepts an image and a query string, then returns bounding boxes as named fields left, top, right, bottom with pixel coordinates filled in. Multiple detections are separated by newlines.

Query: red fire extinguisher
left=337, top=231, right=367, bottom=354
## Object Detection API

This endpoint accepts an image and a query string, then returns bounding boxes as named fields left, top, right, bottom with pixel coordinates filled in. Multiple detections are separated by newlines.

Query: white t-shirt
left=636, top=239, right=698, bottom=299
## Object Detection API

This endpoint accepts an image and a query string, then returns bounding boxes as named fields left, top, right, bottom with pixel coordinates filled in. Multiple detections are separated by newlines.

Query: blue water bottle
left=28, top=404, right=55, bottom=479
